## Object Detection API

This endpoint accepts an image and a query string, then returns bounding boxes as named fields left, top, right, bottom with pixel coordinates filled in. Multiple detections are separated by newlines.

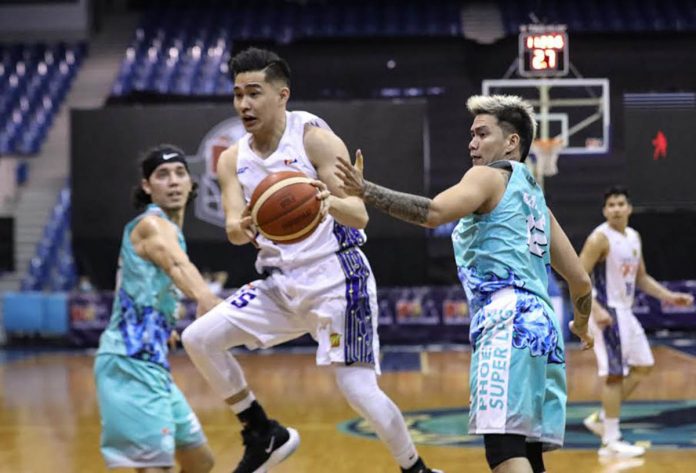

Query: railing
left=21, top=184, right=76, bottom=291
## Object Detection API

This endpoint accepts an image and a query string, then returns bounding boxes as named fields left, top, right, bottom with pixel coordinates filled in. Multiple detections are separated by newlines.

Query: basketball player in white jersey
left=579, top=186, right=693, bottom=457
left=181, top=48, right=442, bottom=473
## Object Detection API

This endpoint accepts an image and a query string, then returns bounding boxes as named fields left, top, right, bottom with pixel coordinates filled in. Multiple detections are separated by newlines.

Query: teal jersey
left=452, top=161, right=551, bottom=313
left=97, top=204, right=186, bottom=370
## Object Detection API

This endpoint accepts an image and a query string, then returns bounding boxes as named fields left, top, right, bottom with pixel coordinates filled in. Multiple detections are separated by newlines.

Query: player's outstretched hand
left=666, top=291, right=694, bottom=307
left=570, top=320, right=594, bottom=350
left=336, top=149, right=366, bottom=197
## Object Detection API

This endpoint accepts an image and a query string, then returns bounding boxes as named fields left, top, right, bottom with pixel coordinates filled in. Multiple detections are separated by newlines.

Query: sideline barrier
left=4, top=281, right=694, bottom=345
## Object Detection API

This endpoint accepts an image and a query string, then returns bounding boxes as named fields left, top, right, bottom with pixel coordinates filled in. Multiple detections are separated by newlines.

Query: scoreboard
left=518, top=24, right=569, bottom=77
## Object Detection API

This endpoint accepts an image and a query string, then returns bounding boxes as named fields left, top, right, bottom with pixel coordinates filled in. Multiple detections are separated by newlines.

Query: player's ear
left=279, top=86, right=290, bottom=105
left=141, top=178, right=152, bottom=195
left=506, top=133, right=520, bottom=154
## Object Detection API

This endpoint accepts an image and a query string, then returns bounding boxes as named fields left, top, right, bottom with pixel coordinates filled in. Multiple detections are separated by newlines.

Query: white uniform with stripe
left=214, top=110, right=380, bottom=371
left=589, top=222, right=654, bottom=376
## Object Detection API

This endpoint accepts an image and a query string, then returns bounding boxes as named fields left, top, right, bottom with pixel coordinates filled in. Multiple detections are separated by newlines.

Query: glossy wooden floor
left=1, top=346, right=695, bottom=472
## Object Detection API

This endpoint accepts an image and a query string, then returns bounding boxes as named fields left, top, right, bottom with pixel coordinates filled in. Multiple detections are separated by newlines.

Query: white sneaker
left=583, top=411, right=604, bottom=437
left=598, top=439, right=646, bottom=458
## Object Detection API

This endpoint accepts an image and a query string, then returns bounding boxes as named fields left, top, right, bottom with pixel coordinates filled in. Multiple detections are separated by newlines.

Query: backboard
left=482, top=78, right=610, bottom=156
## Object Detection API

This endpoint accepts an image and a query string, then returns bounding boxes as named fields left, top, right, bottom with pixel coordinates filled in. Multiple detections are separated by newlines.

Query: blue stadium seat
left=110, top=1, right=465, bottom=97
left=0, top=42, right=84, bottom=155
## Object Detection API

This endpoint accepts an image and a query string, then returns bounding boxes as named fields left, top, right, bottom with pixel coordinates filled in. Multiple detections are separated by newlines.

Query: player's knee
left=484, top=434, right=527, bottom=470
left=179, top=446, right=215, bottom=473
left=181, top=318, right=222, bottom=353
left=181, top=320, right=210, bottom=354
left=334, top=366, right=380, bottom=409
left=191, top=451, right=215, bottom=473
left=335, top=366, right=372, bottom=389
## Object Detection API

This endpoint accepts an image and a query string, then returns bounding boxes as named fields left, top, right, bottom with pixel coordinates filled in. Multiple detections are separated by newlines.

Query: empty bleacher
left=110, top=0, right=463, bottom=98
left=0, top=42, right=86, bottom=155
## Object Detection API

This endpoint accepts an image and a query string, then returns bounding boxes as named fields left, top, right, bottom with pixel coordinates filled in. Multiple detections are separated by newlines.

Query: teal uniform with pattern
left=94, top=204, right=206, bottom=468
left=452, top=161, right=566, bottom=450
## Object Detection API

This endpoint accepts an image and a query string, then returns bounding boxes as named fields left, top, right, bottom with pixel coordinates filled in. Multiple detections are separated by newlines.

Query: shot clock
left=518, top=24, right=569, bottom=77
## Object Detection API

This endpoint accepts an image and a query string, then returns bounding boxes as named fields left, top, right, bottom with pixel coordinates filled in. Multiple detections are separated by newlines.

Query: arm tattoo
left=575, top=292, right=592, bottom=317
left=363, top=181, right=432, bottom=225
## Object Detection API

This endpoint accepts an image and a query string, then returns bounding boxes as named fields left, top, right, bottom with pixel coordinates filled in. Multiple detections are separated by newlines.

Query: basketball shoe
left=598, top=439, right=645, bottom=458
left=233, top=419, right=300, bottom=473
left=401, top=457, right=444, bottom=473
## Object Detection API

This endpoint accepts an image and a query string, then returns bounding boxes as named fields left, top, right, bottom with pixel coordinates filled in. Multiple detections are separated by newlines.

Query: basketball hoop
left=531, top=137, right=563, bottom=177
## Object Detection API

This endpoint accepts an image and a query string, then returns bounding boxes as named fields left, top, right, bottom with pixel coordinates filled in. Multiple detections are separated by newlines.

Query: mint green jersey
left=451, top=161, right=551, bottom=313
left=96, top=204, right=185, bottom=370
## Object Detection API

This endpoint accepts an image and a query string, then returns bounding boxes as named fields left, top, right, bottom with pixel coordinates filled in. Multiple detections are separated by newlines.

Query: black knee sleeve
left=526, top=442, right=546, bottom=473
left=484, top=434, right=527, bottom=470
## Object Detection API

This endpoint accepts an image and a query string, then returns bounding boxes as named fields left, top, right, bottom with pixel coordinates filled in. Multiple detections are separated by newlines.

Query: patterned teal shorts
left=94, top=354, right=206, bottom=468
left=469, top=288, right=567, bottom=451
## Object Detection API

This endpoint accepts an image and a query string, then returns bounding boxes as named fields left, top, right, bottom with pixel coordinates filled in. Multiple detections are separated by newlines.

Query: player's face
left=468, top=114, right=515, bottom=166
left=233, top=71, right=289, bottom=133
left=142, top=162, right=192, bottom=211
left=603, top=194, right=632, bottom=225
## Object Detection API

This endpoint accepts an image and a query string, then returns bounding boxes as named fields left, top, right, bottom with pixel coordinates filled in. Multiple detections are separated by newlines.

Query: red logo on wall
left=651, top=130, right=667, bottom=160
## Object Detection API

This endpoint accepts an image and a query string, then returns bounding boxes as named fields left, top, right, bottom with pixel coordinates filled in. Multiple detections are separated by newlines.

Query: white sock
left=335, top=366, right=419, bottom=469
left=229, top=391, right=256, bottom=414
left=603, top=417, right=620, bottom=444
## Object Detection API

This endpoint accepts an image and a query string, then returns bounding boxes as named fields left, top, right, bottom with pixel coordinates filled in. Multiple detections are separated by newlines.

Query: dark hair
left=466, top=95, right=537, bottom=162
left=603, top=185, right=630, bottom=205
left=497, top=111, right=535, bottom=162
left=131, top=144, right=198, bottom=210
left=228, top=47, right=291, bottom=87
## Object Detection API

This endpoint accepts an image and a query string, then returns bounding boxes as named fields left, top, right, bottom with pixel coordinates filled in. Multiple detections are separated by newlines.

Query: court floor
left=1, top=345, right=695, bottom=472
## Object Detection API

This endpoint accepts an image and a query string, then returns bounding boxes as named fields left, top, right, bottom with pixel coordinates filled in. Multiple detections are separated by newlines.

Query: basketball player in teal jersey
left=337, top=95, right=594, bottom=473
left=94, top=145, right=220, bottom=472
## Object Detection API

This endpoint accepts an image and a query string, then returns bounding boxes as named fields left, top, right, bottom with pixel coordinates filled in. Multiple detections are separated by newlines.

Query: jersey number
left=526, top=215, right=548, bottom=258
left=230, top=286, right=258, bottom=308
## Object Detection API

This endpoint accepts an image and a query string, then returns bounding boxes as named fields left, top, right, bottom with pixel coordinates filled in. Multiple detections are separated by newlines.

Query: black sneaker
left=401, top=457, right=444, bottom=473
left=233, top=419, right=300, bottom=473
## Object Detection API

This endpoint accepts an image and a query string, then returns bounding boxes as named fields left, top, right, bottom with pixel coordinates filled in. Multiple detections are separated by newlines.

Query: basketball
left=249, top=171, right=322, bottom=244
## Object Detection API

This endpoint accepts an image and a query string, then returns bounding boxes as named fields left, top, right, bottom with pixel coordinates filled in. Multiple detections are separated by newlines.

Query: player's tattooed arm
left=574, top=291, right=592, bottom=323
left=363, top=181, right=432, bottom=225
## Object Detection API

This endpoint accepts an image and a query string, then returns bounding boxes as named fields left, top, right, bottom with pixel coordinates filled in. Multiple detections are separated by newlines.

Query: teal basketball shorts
left=94, top=354, right=206, bottom=468
left=469, top=288, right=567, bottom=451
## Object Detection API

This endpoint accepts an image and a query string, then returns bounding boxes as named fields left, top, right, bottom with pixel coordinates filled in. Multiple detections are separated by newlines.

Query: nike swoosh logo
left=264, top=435, right=275, bottom=454
left=162, top=153, right=178, bottom=160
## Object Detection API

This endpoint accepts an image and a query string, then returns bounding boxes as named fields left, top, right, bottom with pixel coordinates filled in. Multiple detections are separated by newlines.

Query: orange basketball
left=249, top=171, right=322, bottom=244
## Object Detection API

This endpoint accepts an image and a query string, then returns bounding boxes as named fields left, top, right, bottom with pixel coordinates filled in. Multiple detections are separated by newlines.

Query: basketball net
left=531, top=137, right=563, bottom=178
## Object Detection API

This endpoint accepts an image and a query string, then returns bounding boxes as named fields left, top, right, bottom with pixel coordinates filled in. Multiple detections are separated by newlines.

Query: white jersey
left=592, top=222, right=641, bottom=309
left=236, top=110, right=366, bottom=273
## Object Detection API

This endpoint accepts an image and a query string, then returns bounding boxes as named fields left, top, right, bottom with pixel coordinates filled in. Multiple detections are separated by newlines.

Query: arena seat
left=0, top=42, right=85, bottom=156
